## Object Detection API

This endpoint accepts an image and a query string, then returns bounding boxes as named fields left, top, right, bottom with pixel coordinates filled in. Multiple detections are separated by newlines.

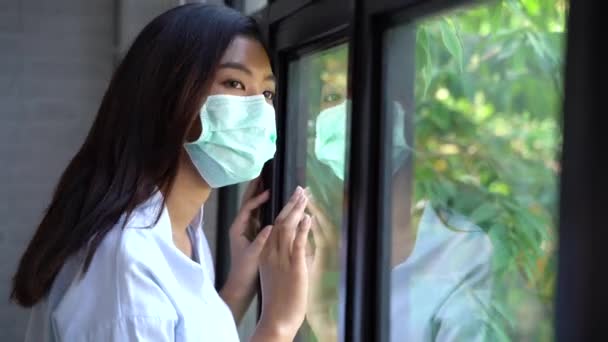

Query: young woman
left=11, top=4, right=311, bottom=341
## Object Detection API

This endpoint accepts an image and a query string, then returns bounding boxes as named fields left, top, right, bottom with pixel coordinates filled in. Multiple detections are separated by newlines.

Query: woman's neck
left=390, top=167, right=417, bottom=267
left=164, top=151, right=212, bottom=235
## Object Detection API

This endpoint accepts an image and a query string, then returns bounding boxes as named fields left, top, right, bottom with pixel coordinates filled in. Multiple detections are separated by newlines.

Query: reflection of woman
left=308, top=100, right=494, bottom=341
left=11, top=5, right=312, bottom=342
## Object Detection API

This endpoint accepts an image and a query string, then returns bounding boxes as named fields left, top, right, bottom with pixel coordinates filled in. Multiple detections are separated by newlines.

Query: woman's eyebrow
left=218, top=62, right=252, bottom=75
left=266, top=74, right=276, bottom=83
left=218, top=62, right=276, bottom=83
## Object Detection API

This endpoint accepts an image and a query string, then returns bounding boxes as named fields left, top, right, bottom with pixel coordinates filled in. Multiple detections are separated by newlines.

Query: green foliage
left=413, top=0, right=566, bottom=340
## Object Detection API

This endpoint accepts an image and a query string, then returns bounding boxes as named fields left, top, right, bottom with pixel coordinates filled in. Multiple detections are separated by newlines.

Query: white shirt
left=25, top=192, right=240, bottom=342
left=390, top=205, right=494, bottom=341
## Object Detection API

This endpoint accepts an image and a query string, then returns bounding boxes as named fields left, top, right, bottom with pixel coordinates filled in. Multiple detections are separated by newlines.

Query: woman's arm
left=433, top=249, right=494, bottom=341
left=250, top=321, right=294, bottom=342
left=219, top=180, right=271, bottom=324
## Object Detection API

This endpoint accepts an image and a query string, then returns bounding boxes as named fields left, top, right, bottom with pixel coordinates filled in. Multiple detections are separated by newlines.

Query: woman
left=11, top=4, right=311, bottom=341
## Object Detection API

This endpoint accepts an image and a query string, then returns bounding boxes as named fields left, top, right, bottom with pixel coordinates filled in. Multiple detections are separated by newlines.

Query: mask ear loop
left=185, top=115, right=203, bottom=144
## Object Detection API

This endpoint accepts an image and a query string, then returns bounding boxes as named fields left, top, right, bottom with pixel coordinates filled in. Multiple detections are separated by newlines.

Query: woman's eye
left=323, top=93, right=342, bottom=103
left=225, top=80, right=245, bottom=90
left=263, top=91, right=275, bottom=101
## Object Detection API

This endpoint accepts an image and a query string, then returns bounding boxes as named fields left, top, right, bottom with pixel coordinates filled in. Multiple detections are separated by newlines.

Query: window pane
left=244, top=0, right=267, bottom=14
left=288, top=44, right=349, bottom=342
left=383, top=1, right=566, bottom=341
left=236, top=181, right=259, bottom=340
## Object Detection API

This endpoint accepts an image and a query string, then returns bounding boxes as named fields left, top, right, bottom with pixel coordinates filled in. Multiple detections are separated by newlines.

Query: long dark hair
left=11, top=4, right=265, bottom=307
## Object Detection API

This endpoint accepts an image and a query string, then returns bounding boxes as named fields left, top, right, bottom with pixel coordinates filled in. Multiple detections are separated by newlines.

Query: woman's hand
left=220, top=179, right=271, bottom=324
left=252, top=186, right=313, bottom=342
left=305, top=194, right=340, bottom=341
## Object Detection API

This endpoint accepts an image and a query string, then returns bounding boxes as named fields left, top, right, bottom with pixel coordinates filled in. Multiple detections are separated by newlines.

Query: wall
left=0, top=0, right=114, bottom=339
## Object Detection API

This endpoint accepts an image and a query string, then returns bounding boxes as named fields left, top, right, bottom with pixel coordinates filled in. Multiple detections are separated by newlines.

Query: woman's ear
left=186, top=115, right=202, bottom=143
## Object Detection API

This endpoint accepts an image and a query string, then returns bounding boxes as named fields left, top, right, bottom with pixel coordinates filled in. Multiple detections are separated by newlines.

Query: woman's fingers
left=292, top=214, right=312, bottom=266
left=275, top=187, right=304, bottom=261
left=243, top=189, right=270, bottom=212
left=275, top=187, right=304, bottom=223
left=241, top=178, right=262, bottom=208
left=306, top=195, right=337, bottom=245
left=305, top=194, right=324, bottom=223
left=231, top=190, right=269, bottom=238
left=310, top=215, right=326, bottom=248
left=282, top=190, right=308, bottom=228
left=278, top=192, right=307, bottom=260
left=248, top=225, right=273, bottom=257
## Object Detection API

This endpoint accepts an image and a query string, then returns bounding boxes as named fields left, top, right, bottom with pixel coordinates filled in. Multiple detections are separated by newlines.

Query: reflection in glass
left=382, top=1, right=566, bottom=341
left=288, top=44, right=349, bottom=342
left=305, top=1, right=566, bottom=341
left=244, top=0, right=267, bottom=14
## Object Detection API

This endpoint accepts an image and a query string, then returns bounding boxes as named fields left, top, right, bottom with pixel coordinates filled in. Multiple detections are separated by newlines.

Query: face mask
left=314, top=100, right=410, bottom=181
left=185, top=94, right=277, bottom=188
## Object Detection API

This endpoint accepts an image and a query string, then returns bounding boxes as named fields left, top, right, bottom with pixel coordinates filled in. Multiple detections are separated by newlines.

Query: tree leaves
left=439, top=18, right=465, bottom=72
left=416, top=26, right=434, bottom=98
left=470, top=202, right=500, bottom=225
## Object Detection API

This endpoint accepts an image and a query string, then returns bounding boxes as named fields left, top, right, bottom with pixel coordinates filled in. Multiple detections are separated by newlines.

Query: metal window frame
left=343, top=0, right=390, bottom=340
left=555, top=1, right=605, bottom=340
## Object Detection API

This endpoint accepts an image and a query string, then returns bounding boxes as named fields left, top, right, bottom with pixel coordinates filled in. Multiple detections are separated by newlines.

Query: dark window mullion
left=268, top=0, right=314, bottom=24
left=344, top=0, right=391, bottom=342
left=214, top=186, right=239, bottom=290
left=556, top=1, right=604, bottom=341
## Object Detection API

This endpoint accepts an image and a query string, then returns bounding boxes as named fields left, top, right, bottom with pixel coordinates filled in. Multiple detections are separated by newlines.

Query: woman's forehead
left=220, top=36, right=271, bottom=71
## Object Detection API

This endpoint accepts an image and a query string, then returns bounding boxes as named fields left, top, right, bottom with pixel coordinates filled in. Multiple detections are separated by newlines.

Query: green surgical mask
left=314, top=100, right=410, bottom=180
left=185, top=94, right=277, bottom=188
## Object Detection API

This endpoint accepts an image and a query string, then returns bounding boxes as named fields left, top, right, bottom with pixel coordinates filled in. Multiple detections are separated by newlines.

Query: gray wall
left=0, top=0, right=224, bottom=340
left=0, top=0, right=114, bottom=339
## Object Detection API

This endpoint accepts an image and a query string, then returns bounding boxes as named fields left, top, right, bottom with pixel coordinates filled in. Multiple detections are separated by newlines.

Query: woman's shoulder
left=47, top=199, right=179, bottom=340
left=109, top=195, right=178, bottom=302
left=411, top=204, right=494, bottom=271
left=113, top=192, right=176, bottom=269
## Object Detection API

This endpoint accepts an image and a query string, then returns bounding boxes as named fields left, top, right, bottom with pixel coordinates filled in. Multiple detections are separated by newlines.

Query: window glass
left=288, top=44, right=349, bottom=342
left=244, top=0, right=267, bottom=14
left=382, top=1, right=566, bottom=341
left=236, top=181, right=259, bottom=340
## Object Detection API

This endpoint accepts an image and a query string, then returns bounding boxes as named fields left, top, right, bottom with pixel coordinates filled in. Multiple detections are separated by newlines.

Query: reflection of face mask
left=185, top=94, right=277, bottom=188
left=314, top=101, right=410, bottom=180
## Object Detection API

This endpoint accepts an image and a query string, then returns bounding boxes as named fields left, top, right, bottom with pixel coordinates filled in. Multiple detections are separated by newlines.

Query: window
left=286, top=43, right=349, bottom=341
left=244, top=0, right=267, bottom=14
left=382, top=1, right=566, bottom=340
left=253, top=0, right=599, bottom=340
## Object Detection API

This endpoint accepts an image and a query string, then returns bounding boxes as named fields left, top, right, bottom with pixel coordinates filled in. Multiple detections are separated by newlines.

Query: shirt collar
left=125, top=191, right=205, bottom=241
left=126, top=190, right=166, bottom=229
